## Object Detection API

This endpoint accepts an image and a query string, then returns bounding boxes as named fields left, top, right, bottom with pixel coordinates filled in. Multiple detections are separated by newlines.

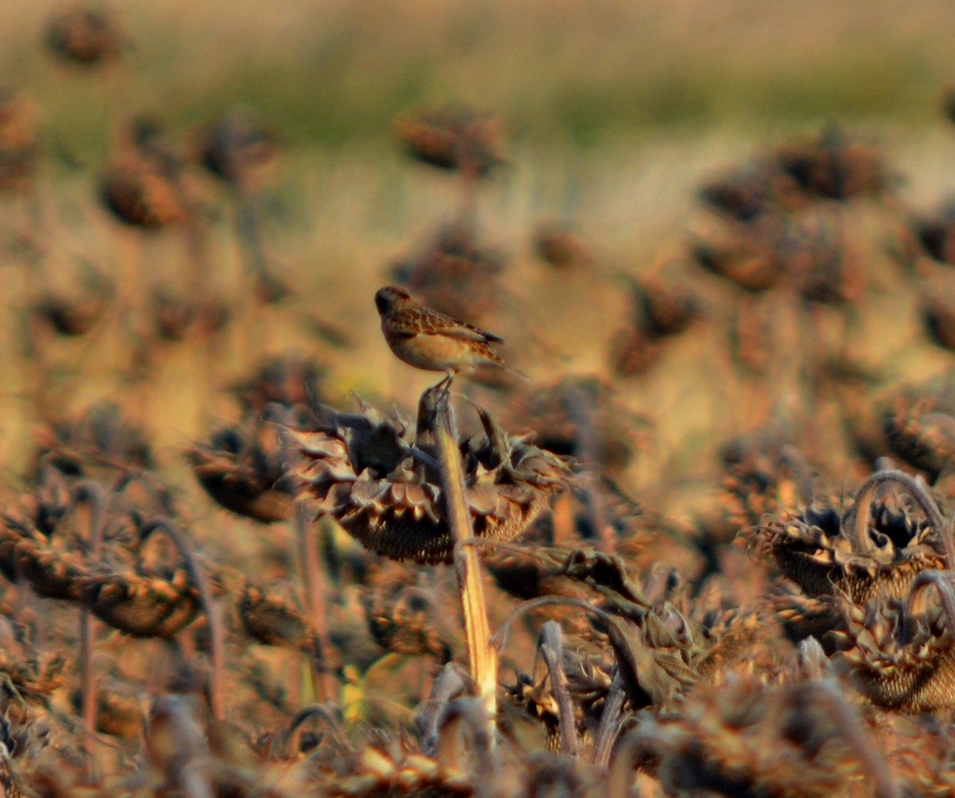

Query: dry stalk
left=847, top=470, right=949, bottom=564
left=785, top=681, right=899, bottom=798
left=429, top=384, right=498, bottom=721
left=907, top=568, right=955, bottom=633
left=538, top=620, right=579, bottom=758
left=563, top=386, right=611, bottom=552
left=71, top=481, right=106, bottom=783
left=142, top=517, right=225, bottom=721
left=434, top=696, right=496, bottom=794
left=294, top=503, right=331, bottom=702
left=233, top=190, right=283, bottom=356
left=593, top=668, right=627, bottom=768
left=416, top=662, right=468, bottom=754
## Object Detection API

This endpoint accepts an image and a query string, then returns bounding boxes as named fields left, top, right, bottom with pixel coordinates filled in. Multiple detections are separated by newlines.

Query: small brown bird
left=375, top=285, right=512, bottom=378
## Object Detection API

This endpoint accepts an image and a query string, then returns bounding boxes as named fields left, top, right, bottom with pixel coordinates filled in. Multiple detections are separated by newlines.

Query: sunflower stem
left=295, top=503, right=332, bottom=702
left=429, top=384, right=498, bottom=727
left=71, top=481, right=106, bottom=784
left=847, top=469, right=948, bottom=564
left=142, top=516, right=225, bottom=722
left=538, top=621, right=578, bottom=758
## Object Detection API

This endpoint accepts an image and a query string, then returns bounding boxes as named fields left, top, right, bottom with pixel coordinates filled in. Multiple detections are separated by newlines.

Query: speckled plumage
left=374, top=285, right=507, bottom=374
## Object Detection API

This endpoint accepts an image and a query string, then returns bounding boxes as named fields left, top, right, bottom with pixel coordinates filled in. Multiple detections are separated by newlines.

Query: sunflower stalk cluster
left=294, top=382, right=574, bottom=718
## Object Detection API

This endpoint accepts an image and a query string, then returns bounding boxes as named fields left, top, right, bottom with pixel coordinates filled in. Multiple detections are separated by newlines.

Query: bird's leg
left=434, top=369, right=456, bottom=393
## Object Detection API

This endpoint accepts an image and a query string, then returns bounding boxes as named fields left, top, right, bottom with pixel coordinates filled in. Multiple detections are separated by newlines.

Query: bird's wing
left=412, top=308, right=504, bottom=343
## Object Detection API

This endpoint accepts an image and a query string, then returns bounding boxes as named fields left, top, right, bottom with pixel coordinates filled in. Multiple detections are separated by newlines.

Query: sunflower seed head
left=753, top=496, right=946, bottom=604
left=294, top=395, right=574, bottom=565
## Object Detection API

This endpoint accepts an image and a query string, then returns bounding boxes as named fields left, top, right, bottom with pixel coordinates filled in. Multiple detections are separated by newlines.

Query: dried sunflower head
left=918, top=269, right=955, bottom=354
left=148, top=287, right=228, bottom=342
left=45, top=5, right=124, bottom=66
left=921, top=280, right=955, bottom=353
left=362, top=584, right=452, bottom=661
left=393, top=106, right=506, bottom=178
left=150, top=288, right=198, bottom=342
left=34, top=268, right=113, bottom=338
left=238, top=580, right=310, bottom=649
left=490, top=546, right=747, bottom=713
left=0, top=475, right=202, bottom=637
left=73, top=678, right=142, bottom=738
left=881, top=379, right=955, bottom=481
left=913, top=201, right=955, bottom=264
left=89, top=565, right=202, bottom=638
left=100, top=150, right=186, bottom=229
left=630, top=674, right=882, bottom=798
left=698, top=162, right=789, bottom=222
left=772, top=127, right=888, bottom=201
left=390, top=221, right=505, bottom=325
left=34, top=402, right=154, bottom=476
left=0, top=90, right=39, bottom=193
left=294, top=394, right=573, bottom=565
left=752, top=471, right=947, bottom=604
left=188, top=404, right=308, bottom=523
left=813, top=356, right=890, bottom=467
left=230, top=354, right=326, bottom=414
left=632, top=277, right=700, bottom=338
left=533, top=220, right=593, bottom=270
left=830, top=587, right=955, bottom=712
left=196, top=107, right=277, bottom=186
left=502, top=374, right=648, bottom=475
left=787, top=215, right=862, bottom=306
left=690, top=215, right=787, bottom=292
left=0, top=649, right=65, bottom=713
left=718, top=428, right=815, bottom=533
left=609, top=327, right=663, bottom=378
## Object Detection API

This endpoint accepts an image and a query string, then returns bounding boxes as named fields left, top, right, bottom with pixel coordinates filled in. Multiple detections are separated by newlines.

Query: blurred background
left=3, top=0, right=955, bottom=498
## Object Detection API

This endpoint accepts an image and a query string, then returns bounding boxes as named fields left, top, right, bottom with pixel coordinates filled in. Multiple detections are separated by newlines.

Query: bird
left=374, top=285, right=515, bottom=379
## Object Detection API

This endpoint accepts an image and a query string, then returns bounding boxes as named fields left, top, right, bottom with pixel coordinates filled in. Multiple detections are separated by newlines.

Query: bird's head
left=375, top=285, right=412, bottom=315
